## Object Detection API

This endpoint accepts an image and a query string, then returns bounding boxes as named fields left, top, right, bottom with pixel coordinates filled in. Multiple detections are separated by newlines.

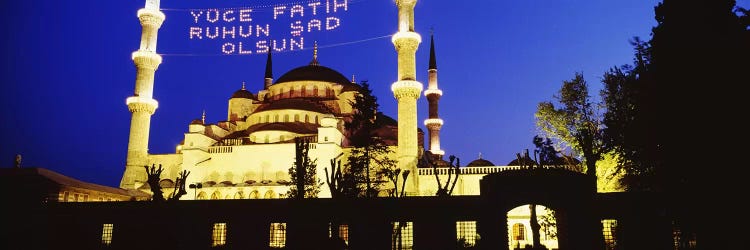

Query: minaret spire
left=310, top=41, right=319, bottom=66
left=424, top=33, right=444, bottom=157
left=264, top=50, right=273, bottom=89
left=429, top=33, right=437, bottom=70
left=201, top=110, right=206, bottom=124
left=392, top=0, right=423, bottom=195
left=122, top=0, right=165, bottom=189
left=241, top=81, right=246, bottom=90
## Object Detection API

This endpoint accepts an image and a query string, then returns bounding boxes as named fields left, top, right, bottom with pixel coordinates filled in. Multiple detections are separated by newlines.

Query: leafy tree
left=343, top=80, right=396, bottom=198
left=600, top=1, right=749, bottom=248
left=144, top=164, right=189, bottom=202
left=535, top=73, right=607, bottom=177
left=286, top=136, right=321, bottom=199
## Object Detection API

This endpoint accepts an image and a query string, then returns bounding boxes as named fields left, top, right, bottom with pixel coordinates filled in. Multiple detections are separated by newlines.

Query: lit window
left=264, top=190, right=276, bottom=199
left=212, top=223, right=227, bottom=247
left=602, top=219, right=617, bottom=250
left=196, top=191, right=207, bottom=200
left=392, top=221, right=413, bottom=250
left=269, top=222, right=286, bottom=248
left=512, top=223, right=525, bottom=241
left=456, top=221, right=477, bottom=247
left=101, top=224, right=114, bottom=246
left=673, top=222, right=697, bottom=250
left=249, top=190, right=260, bottom=199
left=329, top=223, right=349, bottom=244
left=63, top=191, right=69, bottom=202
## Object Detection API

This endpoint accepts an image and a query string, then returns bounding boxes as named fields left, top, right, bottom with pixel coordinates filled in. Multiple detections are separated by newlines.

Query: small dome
left=507, top=156, right=537, bottom=166
left=467, top=158, right=495, bottom=167
left=190, top=119, right=203, bottom=125
left=231, top=89, right=256, bottom=100
left=276, top=65, right=352, bottom=85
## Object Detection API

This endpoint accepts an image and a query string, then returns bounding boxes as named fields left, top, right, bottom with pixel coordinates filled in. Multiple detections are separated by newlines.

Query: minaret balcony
left=126, top=96, right=159, bottom=113
left=137, top=8, right=165, bottom=25
left=424, top=118, right=444, bottom=127
left=429, top=149, right=445, bottom=156
left=391, top=31, right=422, bottom=47
left=391, top=80, right=423, bottom=99
left=131, top=51, right=162, bottom=69
left=424, top=89, right=443, bottom=96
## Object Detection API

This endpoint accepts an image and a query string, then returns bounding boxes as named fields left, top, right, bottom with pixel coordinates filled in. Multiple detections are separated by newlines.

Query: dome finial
left=478, top=152, right=482, bottom=159
left=310, top=41, right=319, bottom=66
left=241, top=81, right=246, bottom=90
left=201, top=110, right=206, bottom=124
left=351, top=74, right=356, bottom=83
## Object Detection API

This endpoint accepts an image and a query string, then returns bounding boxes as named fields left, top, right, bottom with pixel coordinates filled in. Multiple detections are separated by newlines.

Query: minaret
left=392, top=0, right=423, bottom=195
left=424, top=34, right=445, bottom=158
left=264, top=50, right=273, bottom=90
left=121, top=0, right=165, bottom=189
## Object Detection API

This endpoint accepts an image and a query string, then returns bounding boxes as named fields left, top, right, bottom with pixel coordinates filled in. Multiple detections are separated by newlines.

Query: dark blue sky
left=4, top=0, right=727, bottom=188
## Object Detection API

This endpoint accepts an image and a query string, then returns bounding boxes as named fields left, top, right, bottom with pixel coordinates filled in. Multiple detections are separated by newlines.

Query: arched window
left=315, top=116, right=319, bottom=124
left=512, top=223, right=526, bottom=241
left=249, top=190, right=260, bottom=199
left=313, top=86, right=319, bottom=96
left=264, top=190, right=276, bottom=199
left=284, top=114, right=289, bottom=122
left=211, top=191, right=221, bottom=200
left=234, top=192, right=244, bottom=199
left=196, top=191, right=207, bottom=200
left=305, top=114, right=309, bottom=123
left=274, top=115, right=279, bottom=122
left=294, top=114, right=300, bottom=122
left=265, top=115, right=270, bottom=123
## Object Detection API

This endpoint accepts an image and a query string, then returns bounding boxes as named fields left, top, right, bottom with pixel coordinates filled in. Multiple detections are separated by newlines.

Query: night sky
left=4, top=0, right=731, bottom=188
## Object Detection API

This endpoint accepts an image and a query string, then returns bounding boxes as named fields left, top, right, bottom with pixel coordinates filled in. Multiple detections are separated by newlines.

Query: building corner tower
left=424, top=34, right=444, bottom=158
left=121, top=0, right=165, bottom=189
left=392, top=0, right=422, bottom=195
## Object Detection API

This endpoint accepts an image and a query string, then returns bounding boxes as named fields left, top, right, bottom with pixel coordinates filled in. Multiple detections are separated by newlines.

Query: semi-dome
left=467, top=158, right=495, bottom=167
left=275, top=64, right=352, bottom=86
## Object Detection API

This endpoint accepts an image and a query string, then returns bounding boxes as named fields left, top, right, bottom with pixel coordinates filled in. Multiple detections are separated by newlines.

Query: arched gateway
left=478, top=168, right=603, bottom=250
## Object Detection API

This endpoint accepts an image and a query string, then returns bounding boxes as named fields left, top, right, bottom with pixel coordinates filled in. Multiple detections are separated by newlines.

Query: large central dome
left=275, top=64, right=352, bottom=85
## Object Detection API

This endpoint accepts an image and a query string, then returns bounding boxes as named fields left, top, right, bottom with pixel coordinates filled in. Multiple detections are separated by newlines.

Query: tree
left=418, top=151, right=461, bottom=197
left=144, top=164, right=189, bottom=202
left=616, top=1, right=750, bottom=248
left=343, top=80, right=396, bottom=198
left=286, top=136, right=321, bottom=199
left=535, top=73, right=607, bottom=177
left=597, top=1, right=750, bottom=248
left=324, top=154, right=345, bottom=199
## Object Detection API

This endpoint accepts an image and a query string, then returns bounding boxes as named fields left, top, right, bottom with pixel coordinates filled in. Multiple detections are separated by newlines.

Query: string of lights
left=159, top=34, right=391, bottom=57
left=160, top=0, right=369, bottom=12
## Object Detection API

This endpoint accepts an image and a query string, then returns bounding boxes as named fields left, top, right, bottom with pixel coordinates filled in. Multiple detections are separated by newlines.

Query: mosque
left=119, top=0, right=518, bottom=200
left=115, top=1, right=566, bottom=248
